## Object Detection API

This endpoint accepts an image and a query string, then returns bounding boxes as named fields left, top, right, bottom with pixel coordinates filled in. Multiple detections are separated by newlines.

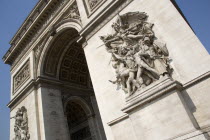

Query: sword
left=96, top=43, right=106, bottom=49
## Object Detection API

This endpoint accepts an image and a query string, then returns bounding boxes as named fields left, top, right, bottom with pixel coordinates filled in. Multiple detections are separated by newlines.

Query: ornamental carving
left=11, top=106, right=30, bottom=140
left=44, top=29, right=79, bottom=77
left=59, top=42, right=90, bottom=87
left=84, top=0, right=105, bottom=15
left=88, top=0, right=102, bottom=10
left=100, top=12, right=172, bottom=96
left=9, top=0, right=69, bottom=68
left=63, top=2, right=80, bottom=20
left=13, top=60, right=30, bottom=92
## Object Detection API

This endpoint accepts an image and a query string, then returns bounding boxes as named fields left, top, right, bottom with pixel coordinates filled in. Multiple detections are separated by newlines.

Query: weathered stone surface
left=10, top=91, right=39, bottom=140
left=100, top=11, right=172, bottom=96
left=11, top=106, right=30, bottom=140
left=5, top=0, right=210, bottom=140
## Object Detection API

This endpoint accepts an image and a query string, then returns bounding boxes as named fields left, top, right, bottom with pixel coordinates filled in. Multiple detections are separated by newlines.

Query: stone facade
left=3, top=0, right=210, bottom=140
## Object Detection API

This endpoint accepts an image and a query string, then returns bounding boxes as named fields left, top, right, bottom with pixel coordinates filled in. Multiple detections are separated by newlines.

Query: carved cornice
left=122, top=77, right=183, bottom=113
left=2, top=0, right=70, bottom=66
left=8, top=76, right=93, bottom=109
left=3, top=0, right=130, bottom=68
left=2, top=0, right=188, bottom=68
left=183, top=71, right=210, bottom=89
left=9, top=1, right=47, bottom=45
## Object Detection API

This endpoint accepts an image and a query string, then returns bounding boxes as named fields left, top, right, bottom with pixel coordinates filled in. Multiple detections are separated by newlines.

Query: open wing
left=154, top=40, right=169, bottom=56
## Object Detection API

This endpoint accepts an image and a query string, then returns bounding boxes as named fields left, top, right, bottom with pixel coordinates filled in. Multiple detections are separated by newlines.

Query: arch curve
left=54, top=18, right=82, bottom=33
left=64, top=96, right=93, bottom=117
left=37, top=20, right=82, bottom=78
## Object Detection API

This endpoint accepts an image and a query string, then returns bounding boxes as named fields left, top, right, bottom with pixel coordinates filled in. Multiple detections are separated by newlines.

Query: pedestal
left=122, top=76, right=182, bottom=113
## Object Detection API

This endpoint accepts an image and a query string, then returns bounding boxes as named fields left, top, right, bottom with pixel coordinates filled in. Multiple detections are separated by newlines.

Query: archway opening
left=41, top=27, right=106, bottom=140
left=66, top=100, right=92, bottom=140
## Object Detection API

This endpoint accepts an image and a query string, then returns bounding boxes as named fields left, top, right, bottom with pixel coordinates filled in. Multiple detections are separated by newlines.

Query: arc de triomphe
left=3, top=0, right=210, bottom=140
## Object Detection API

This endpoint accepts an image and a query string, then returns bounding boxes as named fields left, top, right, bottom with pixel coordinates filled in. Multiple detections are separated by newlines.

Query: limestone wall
left=10, top=51, right=34, bottom=100
left=83, top=0, right=210, bottom=139
left=10, top=90, right=39, bottom=140
left=184, top=77, right=210, bottom=129
left=8, top=0, right=210, bottom=139
left=37, top=87, right=69, bottom=140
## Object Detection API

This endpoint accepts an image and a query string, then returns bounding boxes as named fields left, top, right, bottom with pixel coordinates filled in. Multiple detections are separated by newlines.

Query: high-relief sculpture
left=11, top=106, right=30, bottom=140
left=63, top=2, right=80, bottom=20
left=100, top=12, right=172, bottom=96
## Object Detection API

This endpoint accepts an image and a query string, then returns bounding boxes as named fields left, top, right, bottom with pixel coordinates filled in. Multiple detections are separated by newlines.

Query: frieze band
left=13, top=60, right=30, bottom=93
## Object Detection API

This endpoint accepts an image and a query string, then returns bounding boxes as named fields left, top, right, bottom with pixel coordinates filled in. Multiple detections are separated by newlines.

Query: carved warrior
left=11, top=106, right=30, bottom=140
left=100, top=12, right=172, bottom=96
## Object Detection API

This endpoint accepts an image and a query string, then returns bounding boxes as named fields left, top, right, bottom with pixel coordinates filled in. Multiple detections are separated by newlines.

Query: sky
left=0, top=0, right=210, bottom=139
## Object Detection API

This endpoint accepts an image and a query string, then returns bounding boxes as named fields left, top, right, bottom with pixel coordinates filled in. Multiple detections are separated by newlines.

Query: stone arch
left=36, top=19, right=106, bottom=140
left=37, top=19, right=82, bottom=78
left=63, top=96, right=93, bottom=117
left=64, top=96, right=94, bottom=140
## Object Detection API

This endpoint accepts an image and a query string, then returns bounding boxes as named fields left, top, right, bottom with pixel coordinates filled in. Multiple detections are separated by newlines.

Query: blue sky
left=0, top=0, right=210, bottom=139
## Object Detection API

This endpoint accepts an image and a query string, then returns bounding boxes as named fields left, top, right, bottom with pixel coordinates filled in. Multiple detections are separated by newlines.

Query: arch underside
left=66, top=100, right=92, bottom=140
left=38, top=22, right=106, bottom=140
left=42, top=28, right=92, bottom=88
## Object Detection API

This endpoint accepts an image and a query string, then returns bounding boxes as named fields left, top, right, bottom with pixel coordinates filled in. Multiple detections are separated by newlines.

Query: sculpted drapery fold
left=100, top=12, right=172, bottom=96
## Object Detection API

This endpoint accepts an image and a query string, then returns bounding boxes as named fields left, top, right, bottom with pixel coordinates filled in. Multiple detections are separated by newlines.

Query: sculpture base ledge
left=122, top=76, right=182, bottom=113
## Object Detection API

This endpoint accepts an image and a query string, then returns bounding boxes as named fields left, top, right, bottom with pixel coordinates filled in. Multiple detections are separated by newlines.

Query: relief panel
left=62, top=1, right=81, bottom=21
left=11, top=106, right=30, bottom=140
left=13, top=60, right=30, bottom=93
left=100, top=12, right=173, bottom=97
left=83, top=0, right=106, bottom=16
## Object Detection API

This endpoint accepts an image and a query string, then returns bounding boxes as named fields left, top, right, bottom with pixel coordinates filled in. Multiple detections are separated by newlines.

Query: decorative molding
left=10, top=1, right=47, bottom=45
left=100, top=11, right=173, bottom=96
left=121, top=76, right=182, bottom=113
left=3, top=0, right=69, bottom=66
left=62, top=1, right=81, bottom=21
left=11, top=106, right=30, bottom=140
left=8, top=79, right=35, bottom=110
left=13, top=60, right=30, bottom=93
left=37, top=76, right=93, bottom=91
left=83, top=0, right=106, bottom=17
left=33, top=33, right=52, bottom=78
left=183, top=71, right=210, bottom=89
left=80, top=0, right=133, bottom=40
left=59, top=42, right=90, bottom=87
left=7, top=75, right=94, bottom=109
left=166, top=125, right=210, bottom=140
left=107, top=114, right=129, bottom=126
left=88, top=0, right=102, bottom=10
left=43, top=29, right=80, bottom=77
left=34, top=37, right=49, bottom=65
